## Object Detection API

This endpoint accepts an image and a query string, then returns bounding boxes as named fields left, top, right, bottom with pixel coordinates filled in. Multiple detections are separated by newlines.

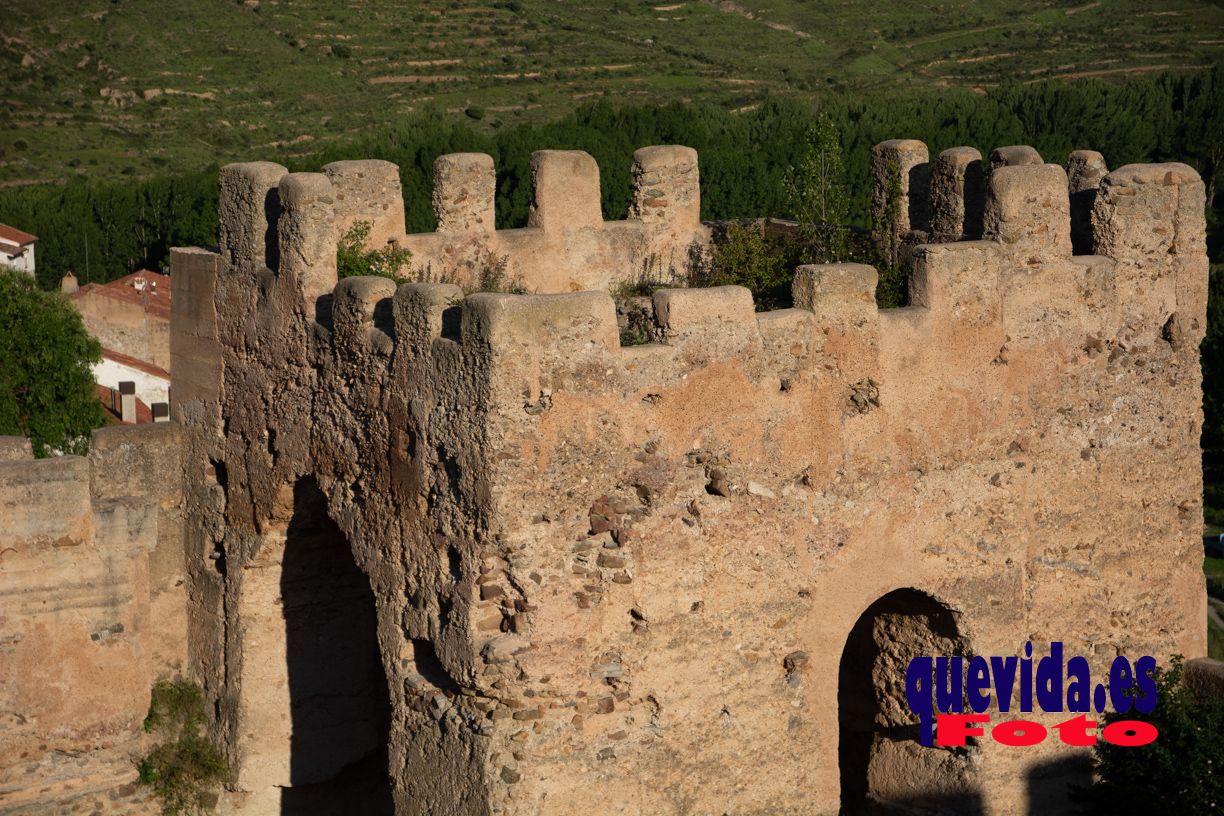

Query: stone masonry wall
left=172, top=141, right=1208, bottom=815
left=0, top=424, right=186, bottom=815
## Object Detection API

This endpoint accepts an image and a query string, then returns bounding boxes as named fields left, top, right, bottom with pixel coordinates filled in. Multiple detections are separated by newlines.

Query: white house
left=0, top=223, right=37, bottom=277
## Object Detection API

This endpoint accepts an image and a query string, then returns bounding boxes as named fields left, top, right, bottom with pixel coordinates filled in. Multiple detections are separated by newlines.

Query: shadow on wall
left=838, top=588, right=981, bottom=816
left=1026, top=754, right=1093, bottom=816
left=279, top=478, right=394, bottom=815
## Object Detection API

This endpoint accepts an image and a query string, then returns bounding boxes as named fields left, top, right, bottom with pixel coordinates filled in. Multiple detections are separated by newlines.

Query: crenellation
left=330, top=275, right=399, bottom=356
left=323, top=159, right=407, bottom=246
left=431, top=152, right=497, bottom=234
left=392, top=282, right=466, bottom=347
left=652, top=285, right=760, bottom=355
left=219, top=161, right=287, bottom=274
left=989, top=144, right=1043, bottom=169
left=982, top=163, right=1072, bottom=256
left=528, top=149, right=604, bottom=231
left=629, top=145, right=702, bottom=228
left=909, top=240, right=1005, bottom=328
left=1091, top=161, right=1207, bottom=342
left=138, top=139, right=1215, bottom=816
left=871, top=138, right=931, bottom=234
left=928, top=146, right=985, bottom=241
left=792, top=262, right=879, bottom=330
left=1066, top=149, right=1109, bottom=255
left=276, top=172, right=339, bottom=313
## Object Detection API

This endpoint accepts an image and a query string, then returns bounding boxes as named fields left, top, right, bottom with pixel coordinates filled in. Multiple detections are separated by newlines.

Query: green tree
left=0, top=269, right=104, bottom=456
left=784, top=111, right=850, bottom=262
left=1079, top=656, right=1224, bottom=813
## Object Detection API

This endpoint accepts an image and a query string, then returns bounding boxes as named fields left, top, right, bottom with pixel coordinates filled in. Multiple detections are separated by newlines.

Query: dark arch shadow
left=838, top=588, right=983, bottom=816
left=279, top=477, right=394, bottom=815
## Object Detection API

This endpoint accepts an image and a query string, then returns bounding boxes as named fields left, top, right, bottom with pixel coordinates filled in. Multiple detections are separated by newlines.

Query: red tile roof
left=100, top=347, right=171, bottom=380
left=70, top=270, right=172, bottom=320
left=0, top=223, right=37, bottom=246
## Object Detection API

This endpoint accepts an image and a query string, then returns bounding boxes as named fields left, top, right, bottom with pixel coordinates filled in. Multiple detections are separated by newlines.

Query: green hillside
left=1, top=0, right=1221, bottom=185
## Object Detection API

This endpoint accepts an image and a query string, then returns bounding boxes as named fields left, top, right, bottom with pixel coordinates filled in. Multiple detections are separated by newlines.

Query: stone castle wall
left=0, top=425, right=186, bottom=814
left=166, top=141, right=1208, bottom=815
left=290, top=145, right=708, bottom=296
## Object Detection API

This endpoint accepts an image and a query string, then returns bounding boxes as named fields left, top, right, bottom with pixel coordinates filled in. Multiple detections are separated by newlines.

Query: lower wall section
left=0, top=424, right=185, bottom=814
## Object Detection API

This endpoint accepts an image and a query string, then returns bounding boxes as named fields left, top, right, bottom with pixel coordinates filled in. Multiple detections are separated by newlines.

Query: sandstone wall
left=173, top=142, right=1208, bottom=816
left=0, top=424, right=186, bottom=814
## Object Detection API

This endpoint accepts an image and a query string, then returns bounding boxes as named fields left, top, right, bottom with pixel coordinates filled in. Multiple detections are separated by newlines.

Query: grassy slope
left=0, top=0, right=1221, bottom=184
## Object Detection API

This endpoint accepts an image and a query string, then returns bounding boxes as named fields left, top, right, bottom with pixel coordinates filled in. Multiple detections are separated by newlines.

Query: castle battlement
left=157, top=141, right=1215, bottom=815
left=197, top=142, right=1207, bottom=430
left=217, top=145, right=708, bottom=305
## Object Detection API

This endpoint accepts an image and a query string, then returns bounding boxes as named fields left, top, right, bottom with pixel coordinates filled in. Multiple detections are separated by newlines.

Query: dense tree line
left=1, top=68, right=1218, bottom=291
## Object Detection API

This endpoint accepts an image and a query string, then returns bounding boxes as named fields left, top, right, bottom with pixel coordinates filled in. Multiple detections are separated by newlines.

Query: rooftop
left=71, top=270, right=172, bottom=320
left=0, top=223, right=38, bottom=247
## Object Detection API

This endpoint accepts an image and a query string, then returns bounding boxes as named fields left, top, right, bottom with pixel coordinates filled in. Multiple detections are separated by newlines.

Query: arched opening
left=837, top=589, right=982, bottom=815
left=237, top=477, right=393, bottom=814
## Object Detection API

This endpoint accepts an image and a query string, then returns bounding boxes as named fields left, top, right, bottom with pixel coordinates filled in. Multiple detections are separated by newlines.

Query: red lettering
left=1101, top=720, right=1158, bottom=747
left=1052, top=713, right=1098, bottom=747
left=935, top=713, right=989, bottom=747
left=992, top=719, right=1047, bottom=747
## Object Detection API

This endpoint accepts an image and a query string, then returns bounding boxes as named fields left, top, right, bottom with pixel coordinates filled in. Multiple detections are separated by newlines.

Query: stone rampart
left=170, top=141, right=1208, bottom=815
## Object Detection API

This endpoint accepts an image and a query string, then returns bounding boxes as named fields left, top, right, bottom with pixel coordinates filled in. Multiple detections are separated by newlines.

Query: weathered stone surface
left=1067, top=149, right=1109, bottom=255
left=871, top=138, right=930, bottom=234
left=929, top=146, right=985, bottom=241
left=0, top=425, right=185, bottom=813
left=983, top=163, right=1072, bottom=257
left=5, top=140, right=1208, bottom=816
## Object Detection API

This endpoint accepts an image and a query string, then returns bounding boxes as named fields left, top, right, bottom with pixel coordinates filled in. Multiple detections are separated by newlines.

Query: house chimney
left=119, top=381, right=137, bottom=424
left=60, top=272, right=78, bottom=294
left=152, top=402, right=169, bottom=423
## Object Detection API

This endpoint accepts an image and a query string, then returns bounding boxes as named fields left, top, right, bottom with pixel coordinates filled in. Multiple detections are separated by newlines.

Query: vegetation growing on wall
left=336, top=221, right=414, bottom=283
left=137, top=679, right=227, bottom=816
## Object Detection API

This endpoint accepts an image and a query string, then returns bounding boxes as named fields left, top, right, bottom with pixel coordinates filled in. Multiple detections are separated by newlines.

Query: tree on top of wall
left=0, top=269, right=104, bottom=456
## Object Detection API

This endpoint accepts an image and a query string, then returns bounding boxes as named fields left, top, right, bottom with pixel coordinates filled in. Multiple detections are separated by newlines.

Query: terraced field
left=1, top=0, right=1221, bottom=184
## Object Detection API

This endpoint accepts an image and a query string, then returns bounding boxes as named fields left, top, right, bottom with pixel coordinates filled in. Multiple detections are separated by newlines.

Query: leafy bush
left=0, top=269, right=104, bottom=456
left=1078, top=656, right=1224, bottom=813
left=688, top=223, right=800, bottom=311
left=138, top=679, right=227, bottom=816
left=336, top=220, right=413, bottom=283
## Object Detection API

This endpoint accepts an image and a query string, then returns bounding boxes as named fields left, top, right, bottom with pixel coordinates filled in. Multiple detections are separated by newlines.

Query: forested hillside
left=0, top=70, right=1218, bottom=291
left=2, top=0, right=1221, bottom=185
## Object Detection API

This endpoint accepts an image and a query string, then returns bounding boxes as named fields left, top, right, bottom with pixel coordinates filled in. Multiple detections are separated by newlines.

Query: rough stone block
left=988, top=145, right=1043, bottom=170
left=983, top=164, right=1071, bottom=257
left=871, top=139, right=930, bottom=234
left=0, top=436, right=32, bottom=461
left=433, top=153, right=497, bottom=234
left=910, top=241, right=1004, bottom=327
left=1067, top=150, right=1108, bottom=255
left=793, top=263, right=878, bottom=329
left=331, top=275, right=399, bottom=351
left=929, top=146, right=985, bottom=240
left=630, top=145, right=701, bottom=227
left=653, top=286, right=759, bottom=355
left=219, top=161, right=287, bottom=273
left=323, top=159, right=406, bottom=246
left=528, top=150, right=603, bottom=231
left=278, top=172, right=338, bottom=311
